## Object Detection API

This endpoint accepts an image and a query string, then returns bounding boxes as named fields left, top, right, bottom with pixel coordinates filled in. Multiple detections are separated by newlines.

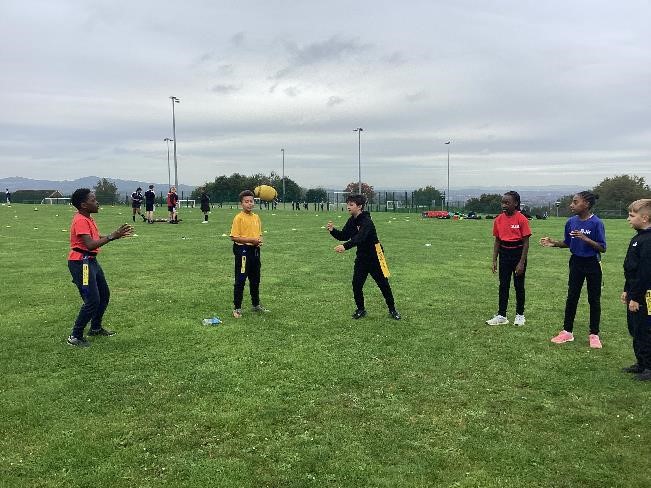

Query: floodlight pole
left=354, top=128, right=363, bottom=194
left=170, top=96, right=181, bottom=188
left=281, top=148, right=286, bottom=208
left=445, top=141, right=451, bottom=211
left=164, top=138, right=174, bottom=189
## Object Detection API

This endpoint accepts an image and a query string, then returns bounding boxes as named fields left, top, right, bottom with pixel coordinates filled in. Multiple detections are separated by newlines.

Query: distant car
left=422, top=210, right=450, bottom=219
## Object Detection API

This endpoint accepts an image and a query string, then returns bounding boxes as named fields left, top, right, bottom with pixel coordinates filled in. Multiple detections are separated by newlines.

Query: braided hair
left=576, top=191, right=598, bottom=209
left=504, top=190, right=521, bottom=210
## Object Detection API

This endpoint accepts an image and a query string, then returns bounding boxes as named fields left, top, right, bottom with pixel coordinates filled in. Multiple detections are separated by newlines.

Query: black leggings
left=497, top=247, right=526, bottom=316
left=233, top=245, right=261, bottom=309
left=563, top=255, right=602, bottom=334
left=352, top=255, right=395, bottom=311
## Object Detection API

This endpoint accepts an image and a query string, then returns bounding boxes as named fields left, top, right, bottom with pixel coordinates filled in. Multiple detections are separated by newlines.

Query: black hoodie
left=329, top=211, right=380, bottom=258
left=623, top=227, right=651, bottom=302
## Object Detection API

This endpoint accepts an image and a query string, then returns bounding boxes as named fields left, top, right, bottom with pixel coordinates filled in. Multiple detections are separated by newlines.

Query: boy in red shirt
left=67, top=188, right=132, bottom=347
left=486, top=191, right=532, bottom=326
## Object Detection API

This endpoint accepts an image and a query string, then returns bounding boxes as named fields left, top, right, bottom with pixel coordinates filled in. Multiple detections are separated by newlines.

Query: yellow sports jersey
left=230, top=211, right=262, bottom=245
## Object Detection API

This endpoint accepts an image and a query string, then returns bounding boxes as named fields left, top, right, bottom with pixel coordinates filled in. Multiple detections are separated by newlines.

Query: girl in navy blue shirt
left=540, top=191, right=606, bottom=348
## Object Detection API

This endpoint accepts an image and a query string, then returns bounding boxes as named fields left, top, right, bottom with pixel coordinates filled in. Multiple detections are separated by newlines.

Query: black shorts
left=132, top=204, right=141, bottom=209
left=168, top=205, right=175, bottom=212
left=145, top=203, right=154, bottom=211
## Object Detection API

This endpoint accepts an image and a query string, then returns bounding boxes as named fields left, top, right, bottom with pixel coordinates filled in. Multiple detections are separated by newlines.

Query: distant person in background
left=5, top=188, right=10, bottom=205
left=167, top=187, right=179, bottom=223
left=131, top=187, right=145, bottom=222
left=144, top=185, right=156, bottom=223
left=200, top=189, right=210, bottom=223
left=66, top=188, right=133, bottom=347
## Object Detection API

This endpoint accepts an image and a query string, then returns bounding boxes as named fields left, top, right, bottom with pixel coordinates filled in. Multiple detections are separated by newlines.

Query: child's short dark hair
left=239, top=190, right=255, bottom=202
left=577, top=191, right=598, bottom=209
left=148, top=184, right=154, bottom=189
left=346, top=194, right=367, bottom=208
left=71, top=188, right=92, bottom=209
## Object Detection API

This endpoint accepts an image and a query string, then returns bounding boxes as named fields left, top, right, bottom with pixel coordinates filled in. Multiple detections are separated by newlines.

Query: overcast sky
left=1, top=0, right=650, bottom=190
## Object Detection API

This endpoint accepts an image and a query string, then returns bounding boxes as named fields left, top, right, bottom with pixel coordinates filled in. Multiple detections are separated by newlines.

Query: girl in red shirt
left=486, top=191, right=532, bottom=326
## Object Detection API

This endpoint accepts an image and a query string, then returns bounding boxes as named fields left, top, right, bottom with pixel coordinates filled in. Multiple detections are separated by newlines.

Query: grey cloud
left=405, top=91, right=427, bottom=103
left=231, top=32, right=245, bottom=47
left=217, top=64, right=234, bottom=76
left=383, top=51, right=408, bottom=65
left=211, top=84, right=241, bottom=94
left=274, top=35, right=371, bottom=78
left=327, top=96, right=344, bottom=107
left=284, top=86, right=300, bottom=97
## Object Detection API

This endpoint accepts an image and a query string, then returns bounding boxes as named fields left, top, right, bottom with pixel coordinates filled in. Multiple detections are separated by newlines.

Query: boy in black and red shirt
left=486, top=191, right=532, bottom=326
left=67, top=188, right=132, bottom=347
left=167, top=187, right=179, bottom=223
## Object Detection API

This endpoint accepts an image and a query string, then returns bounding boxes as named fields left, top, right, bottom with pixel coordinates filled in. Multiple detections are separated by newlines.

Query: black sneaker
left=67, top=335, right=91, bottom=347
left=634, top=369, right=651, bottom=381
left=622, top=363, right=644, bottom=374
left=389, top=309, right=401, bottom=320
left=88, top=327, right=116, bottom=337
left=352, top=309, right=367, bottom=319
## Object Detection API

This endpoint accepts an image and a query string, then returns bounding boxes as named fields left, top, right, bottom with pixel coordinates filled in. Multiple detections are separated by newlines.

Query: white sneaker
left=486, top=314, right=509, bottom=325
left=201, top=220, right=209, bottom=224
left=514, top=314, right=526, bottom=326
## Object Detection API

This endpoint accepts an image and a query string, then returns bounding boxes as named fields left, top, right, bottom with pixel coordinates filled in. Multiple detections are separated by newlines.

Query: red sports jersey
left=492, top=211, right=532, bottom=245
left=68, top=213, right=100, bottom=260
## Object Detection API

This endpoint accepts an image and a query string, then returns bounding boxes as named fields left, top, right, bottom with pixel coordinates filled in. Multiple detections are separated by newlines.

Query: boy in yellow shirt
left=230, top=190, right=268, bottom=318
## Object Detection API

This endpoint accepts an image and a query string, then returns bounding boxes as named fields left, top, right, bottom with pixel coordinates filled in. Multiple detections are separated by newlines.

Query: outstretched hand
left=113, top=224, right=134, bottom=239
left=539, top=236, right=555, bottom=247
left=326, top=221, right=334, bottom=232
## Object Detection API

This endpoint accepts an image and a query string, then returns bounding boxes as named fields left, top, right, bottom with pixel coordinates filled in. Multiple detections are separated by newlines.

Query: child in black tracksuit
left=327, top=194, right=400, bottom=320
left=622, top=198, right=651, bottom=381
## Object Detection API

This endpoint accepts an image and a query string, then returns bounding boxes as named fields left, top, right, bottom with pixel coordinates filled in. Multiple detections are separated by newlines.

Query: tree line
left=89, top=174, right=650, bottom=214
left=464, top=175, right=651, bottom=216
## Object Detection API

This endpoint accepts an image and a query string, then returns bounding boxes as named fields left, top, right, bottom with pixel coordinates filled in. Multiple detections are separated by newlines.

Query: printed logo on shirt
left=511, top=225, right=520, bottom=229
left=576, top=228, right=591, bottom=235
left=632, top=241, right=638, bottom=247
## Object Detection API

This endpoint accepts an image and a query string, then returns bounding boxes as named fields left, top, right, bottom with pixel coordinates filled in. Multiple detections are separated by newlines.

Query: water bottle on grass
left=202, top=317, right=222, bottom=326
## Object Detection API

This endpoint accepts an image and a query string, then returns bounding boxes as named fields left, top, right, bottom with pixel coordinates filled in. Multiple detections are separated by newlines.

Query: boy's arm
left=80, top=224, right=133, bottom=251
left=343, top=219, right=373, bottom=250
left=231, top=236, right=262, bottom=246
left=328, top=220, right=351, bottom=241
left=628, top=242, right=651, bottom=303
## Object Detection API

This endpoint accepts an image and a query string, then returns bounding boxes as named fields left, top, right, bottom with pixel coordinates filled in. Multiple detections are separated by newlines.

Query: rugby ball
left=254, top=185, right=278, bottom=202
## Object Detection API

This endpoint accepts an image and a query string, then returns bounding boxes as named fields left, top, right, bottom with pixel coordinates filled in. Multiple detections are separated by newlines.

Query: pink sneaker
left=589, top=334, right=602, bottom=349
left=551, top=330, right=574, bottom=344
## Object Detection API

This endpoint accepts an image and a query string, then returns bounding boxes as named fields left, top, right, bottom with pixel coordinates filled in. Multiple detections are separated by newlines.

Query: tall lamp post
left=164, top=138, right=174, bottom=189
left=169, top=96, right=181, bottom=188
left=281, top=148, right=286, bottom=208
left=353, top=128, right=363, bottom=194
left=445, top=141, right=451, bottom=210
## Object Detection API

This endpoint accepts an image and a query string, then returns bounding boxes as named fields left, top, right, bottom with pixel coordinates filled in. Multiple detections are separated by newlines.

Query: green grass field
left=1, top=202, right=650, bottom=487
